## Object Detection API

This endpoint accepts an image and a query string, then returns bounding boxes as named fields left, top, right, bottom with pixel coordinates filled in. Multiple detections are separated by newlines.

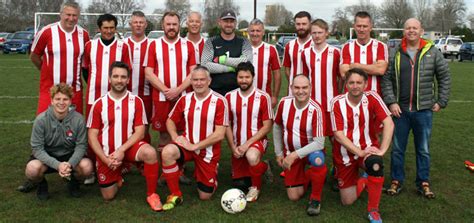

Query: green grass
left=0, top=54, right=473, bottom=222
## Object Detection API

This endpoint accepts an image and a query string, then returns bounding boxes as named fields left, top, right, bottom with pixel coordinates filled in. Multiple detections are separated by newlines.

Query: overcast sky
left=81, top=0, right=474, bottom=24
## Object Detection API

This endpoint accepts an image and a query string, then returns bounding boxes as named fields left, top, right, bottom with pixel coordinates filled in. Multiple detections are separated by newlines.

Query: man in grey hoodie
left=25, top=83, right=93, bottom=200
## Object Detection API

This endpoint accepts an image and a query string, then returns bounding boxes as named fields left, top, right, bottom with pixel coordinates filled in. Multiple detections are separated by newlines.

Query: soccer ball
left=221, top=188, right=247, bottom=214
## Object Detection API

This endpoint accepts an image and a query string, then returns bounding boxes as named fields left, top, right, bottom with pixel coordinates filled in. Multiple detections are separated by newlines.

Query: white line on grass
left=0, top=120, right=34, bottom=124
left=0, top=96, right=38, bottom=99
left=451, top=100, right=472, bottom=103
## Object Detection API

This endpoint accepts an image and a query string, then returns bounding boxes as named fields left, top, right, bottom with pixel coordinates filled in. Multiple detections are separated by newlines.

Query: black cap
left=220, top=10, right=236, bottom=20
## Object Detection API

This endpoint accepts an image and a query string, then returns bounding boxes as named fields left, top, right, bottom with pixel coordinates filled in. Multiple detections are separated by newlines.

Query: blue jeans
left=390, top=109, right=433, bottom=186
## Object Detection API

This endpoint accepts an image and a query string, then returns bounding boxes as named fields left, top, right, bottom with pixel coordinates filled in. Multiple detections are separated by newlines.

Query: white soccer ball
left=221, top=188, right=247, bottom=214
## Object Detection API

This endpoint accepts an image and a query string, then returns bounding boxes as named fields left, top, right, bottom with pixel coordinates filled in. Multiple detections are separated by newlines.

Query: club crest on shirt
left=66, top=129, right=75, bottom=142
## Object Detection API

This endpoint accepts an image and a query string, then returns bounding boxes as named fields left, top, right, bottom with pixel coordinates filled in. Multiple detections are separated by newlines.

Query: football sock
left=309, top=165, right=327, bottom=201
left=357, top=176, right=368, bottom=197
left=143, top=162, right=159, bottom=196
left=162, top=162, right=182, bottom=197
left=249, top=161, right=268, bottom=189
left=367, top=176, right=384, bottom=212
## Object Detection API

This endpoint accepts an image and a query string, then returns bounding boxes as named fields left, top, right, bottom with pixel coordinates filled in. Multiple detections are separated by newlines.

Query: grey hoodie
left=30, top=106, right=87, bottom=170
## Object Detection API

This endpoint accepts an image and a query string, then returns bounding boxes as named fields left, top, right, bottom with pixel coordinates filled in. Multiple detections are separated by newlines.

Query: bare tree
left=413, top=0, right=434, bottom=29
left=264, top=4, right=293, bottom=26
left=380, top=0, right=414, bottom=28
left=346, top=0, right=381, bottom=26
left=432, top=0, right=466, bottom=33
left=165, top=0, right=191, bottom=21
left=203, top=0, right=240, bottom=32
left=331, top=7, right=352, bottom=40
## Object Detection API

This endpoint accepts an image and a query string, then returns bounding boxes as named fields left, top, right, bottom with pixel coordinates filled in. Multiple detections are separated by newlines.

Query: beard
left=165, top=30, right=178, bottom=39
left=297, top=29, right=309, bottom=38
left=239, top=83, right=252, bottom=92
left=111, top=84, right=127, bottom=93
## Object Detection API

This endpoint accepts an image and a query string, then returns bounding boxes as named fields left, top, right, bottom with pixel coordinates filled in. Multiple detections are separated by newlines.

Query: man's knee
left=76, top=158, right=93, bottom=178
left=25, top=160, right=45, bottom=180
left=139, top=145, right=158, bottom=163
left=308, top=151, right=325, bottom=167
left=161, top=144, right=179, bottom=163
left=246, top=148, right=261, bottom=166
left=197, top=182, right=214, bottom=200
left=365, top=155, right=384, bottom=177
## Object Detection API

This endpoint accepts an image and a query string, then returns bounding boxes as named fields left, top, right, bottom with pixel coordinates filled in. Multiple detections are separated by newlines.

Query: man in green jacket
left=24, top=83, right=93, bottom=200
left=381, top=18, right=451, bottom=198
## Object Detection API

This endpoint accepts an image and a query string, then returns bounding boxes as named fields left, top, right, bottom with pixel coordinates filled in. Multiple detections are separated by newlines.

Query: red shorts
left=284, top=157, right=309, bottom=187
left=96, top=141, right=148, bottom=185
left=152, top=100, right=183, bottom=132
left=37, top=90, right=83, bottom=115
left=140, top=95, right=152, bottom=123
left=334, top=157, right=366, bottom=189
left=231, top=140, right=267, bottom=179
left=175, top=144, right=219, bottom=189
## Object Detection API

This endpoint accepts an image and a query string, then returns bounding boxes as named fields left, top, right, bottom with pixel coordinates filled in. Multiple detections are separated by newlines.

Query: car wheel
left=3, top=51, right=9, bottom=54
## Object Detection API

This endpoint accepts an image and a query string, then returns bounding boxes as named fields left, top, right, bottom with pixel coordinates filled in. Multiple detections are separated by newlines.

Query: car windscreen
left=447, top=39, right=462, bottom=45
left=12, top=33, right=33, bottom=39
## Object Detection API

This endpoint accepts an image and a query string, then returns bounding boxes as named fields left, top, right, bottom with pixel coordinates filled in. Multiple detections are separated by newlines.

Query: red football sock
left=367, top=176, right=384, bottom=211
left=309, top=165, right=327, bottom=201
left=357, top=176, right=368, bottom=197
left=143, top=162, right=159, bottom=196
left=162, top=163, right=182, bottom=197
left=249, top=161, right=268, bottom=189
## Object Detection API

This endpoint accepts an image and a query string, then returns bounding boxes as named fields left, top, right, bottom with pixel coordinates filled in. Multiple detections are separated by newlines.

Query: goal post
left=34, top=12, right=163, bottom=35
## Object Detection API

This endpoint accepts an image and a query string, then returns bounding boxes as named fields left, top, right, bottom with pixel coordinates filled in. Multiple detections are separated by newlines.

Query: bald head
left=404, top=18, right=424, bottom=43
left=404, top=18, right=422, bottom=29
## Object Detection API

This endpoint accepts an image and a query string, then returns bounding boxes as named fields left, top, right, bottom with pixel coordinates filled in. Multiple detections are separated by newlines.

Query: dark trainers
left=17, top=180, right=38, bottom=193
left=263, top=160, right=274, bottom=184
left=417, top=182, right=435, bottom=199
left=36, top=178, right=49, bottom=200
left=306, top=199, right=321, bottom=216
left=67, top=176, right=81, bottom=198
left=386, top=180, right=402, bottom=196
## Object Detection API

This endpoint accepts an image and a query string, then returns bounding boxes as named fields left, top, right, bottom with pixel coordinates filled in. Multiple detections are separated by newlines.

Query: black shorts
left=28, top=154, right=72, bottom=174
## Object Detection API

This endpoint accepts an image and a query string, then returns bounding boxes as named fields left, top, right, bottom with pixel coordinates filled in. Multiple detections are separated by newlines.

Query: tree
left=238, top=20, right=249, bottom=29
left=331, top=7, right=352, bottom=40
left=203, top=0, right=239, bottom=32
left=346, top=0, right=381, bottom=27
left=165, top=0, right=191, bottom=22
left=432, top=0, right=466, bottom=33
left=264, top=4, right=293, bottom=26
left=413, top=0, right=434, bottom=29
left=451, top=26, right=474, bottom=42
left=379, top=0, right=414, bottom=28
left=85, top=0, right=145, bottom=32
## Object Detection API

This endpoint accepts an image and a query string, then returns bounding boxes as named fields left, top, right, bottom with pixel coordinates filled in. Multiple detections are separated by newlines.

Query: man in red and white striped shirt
left=160, top=66, right=228, bottom=211
left=248, top=19, right=281, bottom=107
left=185, top=11, right=205, bottom=64
left=144, top=11, right=196, bottom=149
left=283, top=11, right=312, bottom=95
left=301, top=19, right=341, bottom=137
left=273, top=75, right=328, bottom=216
left=340, top=11, right=388, bottom=96
left=124, top=11, right=151, bottom=142
left=30, top=1, right=90, bottom=115
left=225, top=62, right=273, bottom=202
left=87, top=62, right=162, bottom=211
left=83, top=13, right=131, bottom=118
left=330, top=68, right=393, bottom=222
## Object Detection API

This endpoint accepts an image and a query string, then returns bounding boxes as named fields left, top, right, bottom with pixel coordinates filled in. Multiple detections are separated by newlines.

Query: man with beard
left=201, top=10, right=252, bottom=96
left=144, top=11, right=196, bottom=151
left=87, top=62, right=162, bottom=211
left=185, top=11, right=205, bottom=63
left=248, top=18, right=281, bottom=108
left=225, top=62, right=273, bottom=202
left=282, top=11, right=312, bottom=96
left=340, top=11, right=388, bottom=96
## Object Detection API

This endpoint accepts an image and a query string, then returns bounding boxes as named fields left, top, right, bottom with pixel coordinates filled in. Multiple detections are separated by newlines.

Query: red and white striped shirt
left=87, top=91, right=147, bottom=155
left=169, top=90, right=229, bottom=163
left=186, top=36, right=205, bottom=64
left=225, top=88, right=273, bottom=146
left=125, top=37, right=150, bottom=97
left=283, top=38, right=312, bottom=92
left=341, top=39, right=388, bottom=94
left=251, top=42, right=280, bottom=96
left=274, top=97, right=325, bottom=156
left=31, top=22, right=89, bottom=94
left=330, top=91, right=390, bottom=165
left=143, top=37, right=196, bottom=102
left=83, top=38, right=131, bottom=105
left=301, top=44, right=340, bottom=112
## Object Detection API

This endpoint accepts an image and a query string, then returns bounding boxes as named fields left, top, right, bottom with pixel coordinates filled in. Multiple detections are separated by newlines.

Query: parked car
left=3, top=31, right=34, bottom=54
left=387, top=38, right=401, bottom=56
left=458, top=42, right=474, bottom=62
left=0, top=32, right=12, bottom=49
left=147, top=30, right=165, bottom=39
left=275, top=35, right=296, bottom=58
left=437, top=37, right=463, bottom=58
left=123, top=31, right=132, bottom=39
left=327, top=38, right=342, bottom=49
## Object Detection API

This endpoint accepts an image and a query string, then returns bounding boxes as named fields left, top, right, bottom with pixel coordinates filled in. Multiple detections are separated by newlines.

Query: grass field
left=0, top=54, right=473, bottom=222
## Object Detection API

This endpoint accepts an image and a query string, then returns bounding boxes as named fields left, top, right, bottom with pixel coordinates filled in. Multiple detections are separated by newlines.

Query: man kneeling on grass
left=25, top=83, right=93, bottom=200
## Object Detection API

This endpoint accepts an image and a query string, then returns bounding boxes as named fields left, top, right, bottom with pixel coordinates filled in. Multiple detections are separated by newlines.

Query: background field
left=0, top=54, right=473, bottom=222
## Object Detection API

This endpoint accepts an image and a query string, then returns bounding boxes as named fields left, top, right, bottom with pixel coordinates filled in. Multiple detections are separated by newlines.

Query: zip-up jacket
left=382, top=38, right=451, bottom=111
left=31, top=106, right=87, bottom=170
